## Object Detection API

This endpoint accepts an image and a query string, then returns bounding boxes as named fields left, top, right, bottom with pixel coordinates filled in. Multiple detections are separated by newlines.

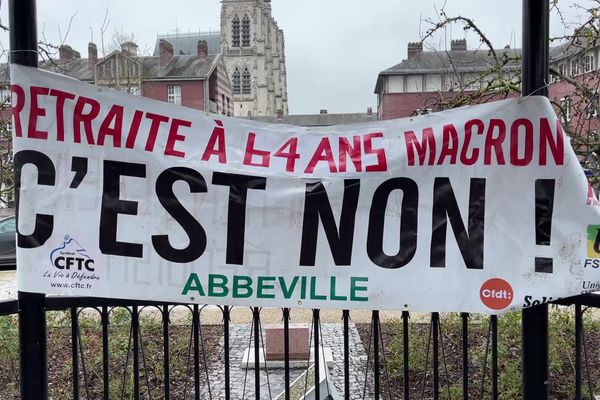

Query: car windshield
left=0, top=217, right=16, bottom=234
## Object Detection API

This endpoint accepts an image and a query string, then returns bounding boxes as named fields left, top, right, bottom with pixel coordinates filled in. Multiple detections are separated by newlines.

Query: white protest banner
left=10, top=64, right=600, bottom=314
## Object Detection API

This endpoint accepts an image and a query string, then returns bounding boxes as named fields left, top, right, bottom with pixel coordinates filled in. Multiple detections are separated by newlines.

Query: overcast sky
left=0, top=0, right=591, bottom=114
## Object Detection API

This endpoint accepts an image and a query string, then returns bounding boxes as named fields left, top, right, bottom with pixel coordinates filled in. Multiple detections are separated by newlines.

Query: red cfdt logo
left=480, top=278, right=513, bottom=310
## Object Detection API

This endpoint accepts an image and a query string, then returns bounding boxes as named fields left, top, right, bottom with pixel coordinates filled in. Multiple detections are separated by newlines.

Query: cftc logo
left=49, top=235, right=95, bottom=272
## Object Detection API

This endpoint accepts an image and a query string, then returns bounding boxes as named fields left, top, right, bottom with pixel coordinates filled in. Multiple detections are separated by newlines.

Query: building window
left=242, top=15, right=251, bottom=47
left=167, top=85, right=181, bottom=105
left=232, top=16, right=240, bottom=47
left=552, top=63, right=566, bottom=82
left=584, top=54, right=595, bottom=73
left=588, top=91, right=598, bottom=118
left=99, top=58, right=116, bottom=79
left=571, top=58, right=580, bottom=76
left=242, top=68, right=251, bottom=95
left=560, top=97, right=572, bottom=122
left=126, top=63, right=138, bottom=78
left=558, top=63, right=566, bottom=76
left=233, top=68, right=241, bottom=94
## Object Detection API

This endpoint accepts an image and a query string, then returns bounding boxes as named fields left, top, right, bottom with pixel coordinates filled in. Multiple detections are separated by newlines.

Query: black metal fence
left=0, top=294, right=599, bottom=399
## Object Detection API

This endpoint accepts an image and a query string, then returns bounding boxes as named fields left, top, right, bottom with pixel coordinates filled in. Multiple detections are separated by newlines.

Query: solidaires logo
left=587, top=225, right=600, bottom=258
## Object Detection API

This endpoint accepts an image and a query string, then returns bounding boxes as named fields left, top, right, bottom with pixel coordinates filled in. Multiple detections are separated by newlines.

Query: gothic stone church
left=153, top=0, right=289, bottom=117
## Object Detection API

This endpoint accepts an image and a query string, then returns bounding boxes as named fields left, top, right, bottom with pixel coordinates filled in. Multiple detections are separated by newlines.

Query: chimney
left=320, top=109, right=328, bottom=114
left=121, top=41, right=138, bottom=57
left=450, top=39, right=467, bottom=51
left=407, top=42, right=423, bottom=59
left=88, top=42, right=98, bottom=69
left=159, top=39, right=174, bottom=67
left=276, top=109, right=283, bottom=120
left=197, top=40, right=209, bottom=60
left=367, top=106, right=373, bottom=116
left=59, top=45, right=81, bottom=63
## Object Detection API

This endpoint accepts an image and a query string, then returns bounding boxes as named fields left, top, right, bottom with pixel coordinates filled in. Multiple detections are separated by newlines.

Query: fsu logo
left=587, top=225, right=600, bottom=259
left=50, top=235, right=95, bottom=272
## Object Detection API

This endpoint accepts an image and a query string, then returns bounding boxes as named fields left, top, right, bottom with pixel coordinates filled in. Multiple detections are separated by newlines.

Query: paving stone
left=206, top=322, right=373, bottom=399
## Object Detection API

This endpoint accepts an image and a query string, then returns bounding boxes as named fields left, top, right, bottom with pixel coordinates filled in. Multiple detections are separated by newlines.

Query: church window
left=232, top=16, right=240, bottom=47
left=242, top=15, right=251, bottom=47
left=242, top=68, right=251, bottom=94
left=233, top=68, right=241, bottom=94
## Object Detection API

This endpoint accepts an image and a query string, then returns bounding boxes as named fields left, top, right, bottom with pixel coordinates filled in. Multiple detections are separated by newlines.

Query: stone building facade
left=154, top=0, right=289, bottom=118
left=220, top=0, right=288, bottom=117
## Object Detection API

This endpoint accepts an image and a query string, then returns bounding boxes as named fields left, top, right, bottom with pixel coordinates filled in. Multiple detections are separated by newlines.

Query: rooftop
left=379, top=48, right=522, bottom=76
left=153, top=32, right=222, bottom=57
left=248, top=112, right=376, bottom=127
left=0, top=51, right=220, bottom=82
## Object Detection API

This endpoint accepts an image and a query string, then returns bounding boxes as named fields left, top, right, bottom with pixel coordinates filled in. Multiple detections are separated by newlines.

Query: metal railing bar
left=132, top=305, right=141, bottom=400
left=283, top=307, right=290, bottom=400
left=102, top=305, right=110, bottom=400
left=402, top=311, right=410, bottom=400
left=223, top=305, right=231, bottom=400
left=0, top=299, right=18, bottom=315
left=575, top=304, right=582, bottom=400
left=432, top=312, right=440, bottom=400
left=491, top=315, right=498, bottom=400
left=313, top=308, right=320, bottom=400
left=193, top=305, right=201, bottom=400
left=253, top=306, right=261, bottom=400
left=461, top=313, right=469, bottom=400
left=182, top=308, right=194, bottom=400
left=163, top=305, right=170, bottom=400
left=45, top=296, right=186, bottom=310
left=343, top=309, right=350, bottom=400
left=554, top=293, right=600, bottom=307
left=71, top=307, right=80, bottom=400
left=373, top=310, right=380, bottom=400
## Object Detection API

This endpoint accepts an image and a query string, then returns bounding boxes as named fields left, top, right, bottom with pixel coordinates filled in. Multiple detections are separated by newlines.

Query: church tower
left=220, top=0, right=288, bottom=117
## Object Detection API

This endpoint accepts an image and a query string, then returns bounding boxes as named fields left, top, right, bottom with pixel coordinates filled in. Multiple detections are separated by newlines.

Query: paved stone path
left=0, top=270, right=16, bottom=300
left=205, top=322, right=373, bottom=399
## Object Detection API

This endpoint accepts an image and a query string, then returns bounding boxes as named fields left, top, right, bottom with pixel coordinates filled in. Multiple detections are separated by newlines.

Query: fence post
left=521, top=1, right=550, bottom=399
left=9, top=0, right=48, bottom=399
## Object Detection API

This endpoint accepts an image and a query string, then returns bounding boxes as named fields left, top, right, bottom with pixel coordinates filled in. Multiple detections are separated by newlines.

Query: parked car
left=0, top=208, right=16, bottom=270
